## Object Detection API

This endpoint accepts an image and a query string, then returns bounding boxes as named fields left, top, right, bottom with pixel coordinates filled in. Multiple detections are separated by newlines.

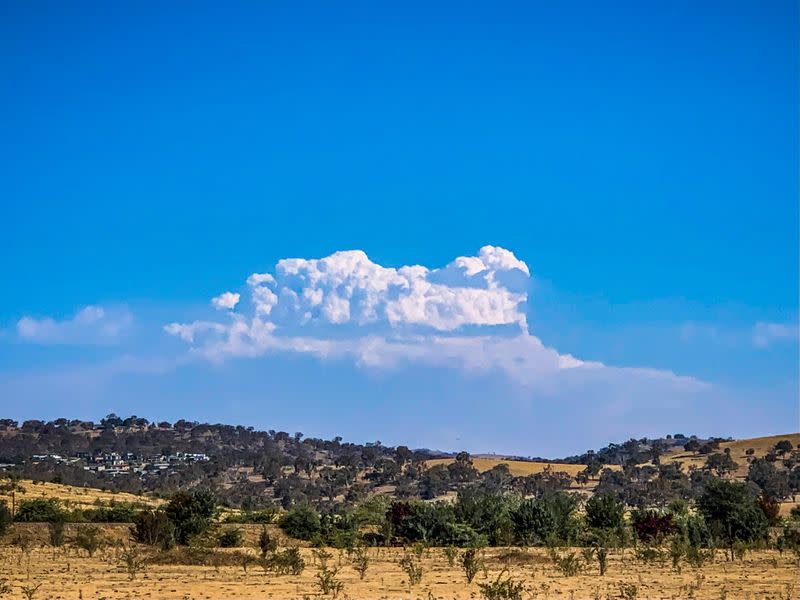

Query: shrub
left=350, top=545, right=369, bottom=580
left=217, top=527, right=243, bottom=548
left=585, top=494, right=624, bottom=530
left=0, top=501, right=11, bottom=536
left=478, top=570, right=526, bottom=600
left=164, top=488, right=217, bottom=545
left=75, top=526, right=103, bottom=557
left=549, top=548, right=581, bottom=576
left=82, top=504, right=140, bottom=523
left=630, top=509, right=676, bottom=543
left=263, top=546, right=305, bottom=575
left=258, top=526, right=277, bottom=557
left=130, top=509, right=175, bottom=549
left=398, top=550, right=423, bottom=587
left=279, top=505, right=321, bottom=541
left=119, top=544, right=147, bottom=580
left=47, top=519, right=66, bottom=547
left=315, top=558, right=344, bottom=597
left=461, top=547, right=482, bottom=583
left=14, top=498, right=67, bottom=523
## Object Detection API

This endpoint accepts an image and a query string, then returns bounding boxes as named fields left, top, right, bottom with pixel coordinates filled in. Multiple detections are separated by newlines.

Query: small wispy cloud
left=17, top=305, right=133, bottom=346
left=753, top=321, right=799, bottom=349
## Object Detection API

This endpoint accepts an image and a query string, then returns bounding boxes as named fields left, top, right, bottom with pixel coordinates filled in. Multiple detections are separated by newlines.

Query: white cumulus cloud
left=164, top=246, right=703, bottom=391
left=211, top=292, right=240, bottom=311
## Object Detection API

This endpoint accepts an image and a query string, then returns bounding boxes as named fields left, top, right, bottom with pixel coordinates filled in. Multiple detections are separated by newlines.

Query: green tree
left=511, top=498, right=556, bottom=545
left=696, top=479, right=768, bottom=548
left=704, top=452, right=739, bottom=477
left=585, top=494, right=624, bottom=530
left=164, top=488, right=217, bottom=545
left=279, top=504, right=321, bottom=540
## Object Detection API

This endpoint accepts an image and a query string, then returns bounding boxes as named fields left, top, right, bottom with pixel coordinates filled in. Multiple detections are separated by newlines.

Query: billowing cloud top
left=164, top=246, right=702, bottom=390
left=246, top=245, right=530, bottom=332
left=164, top=246, right=579, bottom=380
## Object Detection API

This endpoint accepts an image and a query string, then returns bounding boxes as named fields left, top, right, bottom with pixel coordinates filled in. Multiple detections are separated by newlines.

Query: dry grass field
left=0, top=538, right=796, bottom=600
left=425, top=458, right=591, bottom=478
left=0, top=480, right=161, bottom=512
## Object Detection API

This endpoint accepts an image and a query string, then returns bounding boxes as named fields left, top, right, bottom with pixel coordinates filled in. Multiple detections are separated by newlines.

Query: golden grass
left=0, top=541, right=795, bottom=599
left=425, top=457, right=590, bottom=477
left=663, top=433, right=800, bottom=477
left=0, top=479, right=162, bottom=512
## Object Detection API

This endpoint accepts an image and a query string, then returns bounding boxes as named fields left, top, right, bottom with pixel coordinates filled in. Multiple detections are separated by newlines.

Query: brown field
left=0, top=480, right=162, bottom=512
left=662, top=433, right=800, bottom=476
left=0, top=528, right=796, bottom=600
left=425, top=457, right=591, bottom=478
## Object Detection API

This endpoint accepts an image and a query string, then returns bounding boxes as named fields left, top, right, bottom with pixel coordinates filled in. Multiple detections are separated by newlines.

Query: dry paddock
left=0, top=528, right=797, bottom=599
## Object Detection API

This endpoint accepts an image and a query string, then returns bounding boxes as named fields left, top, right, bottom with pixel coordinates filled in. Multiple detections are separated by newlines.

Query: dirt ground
left=0, top=543, right=796, bottom=600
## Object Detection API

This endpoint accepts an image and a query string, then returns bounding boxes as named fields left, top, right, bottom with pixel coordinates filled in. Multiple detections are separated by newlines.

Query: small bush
left=217, top=527, right=243, bottom=548
left=263, top=546, right=305, bottom=575
left=399, top=550, right=423, bottom=587
left=461, top=547, right=482, bottom=584
left=478, top=570, right=526, bottom=600
left=75, top=526, right=103, bottom=557
left=350, top=545, right=369, bottom=580
left=47, top=519, right=66, bottom=547
left=258, top=526, right=277, bottom=557
left=130, top=509, right=175, bottom=550
left=279, top=505, right=321, bottom=540
left=549, top=548, right=581, bottom=577
left=119, top=544, right=147, bottom=580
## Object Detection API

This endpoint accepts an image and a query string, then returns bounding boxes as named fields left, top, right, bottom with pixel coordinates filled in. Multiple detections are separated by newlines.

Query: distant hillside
left=0, top=416, right=797, bottom=514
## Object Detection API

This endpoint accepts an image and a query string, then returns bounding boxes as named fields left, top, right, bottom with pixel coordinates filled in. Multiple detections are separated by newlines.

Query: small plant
left=399, top=550, right=423, bottom=587
left=315, top=562, right=344, bottom=597
left=669, top=536, right=685, bottom=572
left=75, top=526, right=103, bottom=557
left=0, top=578, right=11, bottom=595
left=478, top=569, right=525, bottom=600
left=461, top=548, right=483, bottom=584
left=443, top=545, right=458, bottom=567
left=263, top=546, right=305, bottom=575
left=685, top=544, right=710, bottom=568
left=258, top=526, right=277, bottom=557
left=119, top=544, right=147, bottom=580
left=350, top=545, right=369, bottom=580
left=618, top=583, right=638, bottom=600
left=550, top=549, right=581, bottom=577
left=596, top=545, right=608, bottom=576
left=48, top=519, right=66, bottom=548
left=20, top=583, right=41, bottom=600
left=634, top=545, right=664, bottom=564
left=217, top=527, right=243, bottom=548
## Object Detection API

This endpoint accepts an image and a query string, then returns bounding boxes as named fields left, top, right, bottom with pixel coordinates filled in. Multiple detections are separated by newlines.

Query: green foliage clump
left=696, top=479, right=768, bottom=546
left=130, top=509, right=175, bottom=549
left=478, top=570, right=526, bottom=600
left=585, top=494, right=624, bottom=530
left=262, top=546, right=305, bottom=575
left=217, top=527, right=243, bottom=548
left=14, top=498, right=67, bottom=523
left=164, top=488, right=217, bottom=545
left=279, top=504, right=321, bottom=540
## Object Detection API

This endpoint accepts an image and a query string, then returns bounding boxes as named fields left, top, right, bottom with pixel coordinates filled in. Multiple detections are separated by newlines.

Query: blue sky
left=0, top=1, right=797, bottom=456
